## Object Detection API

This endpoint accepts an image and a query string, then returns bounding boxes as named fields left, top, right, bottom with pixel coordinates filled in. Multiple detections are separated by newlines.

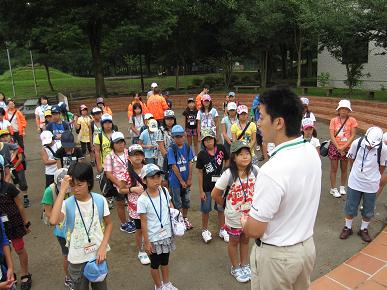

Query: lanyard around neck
left=147, top=189, right=163, bottom=228
left=74, top=195, right=94, bottom=243
left=270, top=139, right=306, bottom=158
left=238, top=176, right=249, bottom=202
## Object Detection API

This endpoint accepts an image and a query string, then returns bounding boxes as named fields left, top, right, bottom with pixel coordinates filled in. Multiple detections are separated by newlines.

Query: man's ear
left=275, top=117, right=286, bottom=132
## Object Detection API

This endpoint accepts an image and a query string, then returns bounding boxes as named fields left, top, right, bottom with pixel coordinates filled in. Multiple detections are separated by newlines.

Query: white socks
left=345, top=219, right=353, bottom=229
left=360, top=220, right=369, bottom=230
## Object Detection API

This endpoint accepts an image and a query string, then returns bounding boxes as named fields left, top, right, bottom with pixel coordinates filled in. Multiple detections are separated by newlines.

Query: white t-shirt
left=7, top=111, right=18, bottom=132
left=129, top=115, right=145, bottom=138
left=347, top=138, right=387, bottom=193
left=197, top=108, right=219, bottom=134
left=61, top=195, right=110, bottom=264
left=137, top=187, right=173, bottom=243
left=44, top=142, right=61, bottom=175
left=0, top=120, right=11, bottom=131
left=307, top=137, right=320, bottom=149
left=215, top=165, right=259, bottom=229
left=303, top=112, right=316, bottom=123
left=35, top=105, right=50, bottom=127
left=250, top=137, right=321, bottom=246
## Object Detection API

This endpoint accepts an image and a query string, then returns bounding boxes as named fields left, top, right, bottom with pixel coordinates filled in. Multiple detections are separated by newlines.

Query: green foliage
left=317, top=72, right=330, bottom=87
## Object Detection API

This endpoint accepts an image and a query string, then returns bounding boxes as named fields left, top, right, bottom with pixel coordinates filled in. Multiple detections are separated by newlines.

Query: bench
left=234, top=85, right=260, bottom=93
left=300, top=86, right=334, bottom=96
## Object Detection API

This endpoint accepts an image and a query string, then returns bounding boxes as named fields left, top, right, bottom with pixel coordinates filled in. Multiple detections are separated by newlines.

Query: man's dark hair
left=68, top=162, right=94, bottom=191
left=260, top=86, right=303, bottom=137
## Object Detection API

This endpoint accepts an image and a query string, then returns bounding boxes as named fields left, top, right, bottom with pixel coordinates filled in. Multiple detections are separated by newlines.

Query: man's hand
left=200, top=191, right=206, bottom=201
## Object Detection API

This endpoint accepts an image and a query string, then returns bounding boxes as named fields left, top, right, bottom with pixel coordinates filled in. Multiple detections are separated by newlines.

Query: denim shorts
left=201, top=192, right=224, bottom=213
left=170, top=187, right=190, bottom=209
left=345, top=187, right=376, bottom=219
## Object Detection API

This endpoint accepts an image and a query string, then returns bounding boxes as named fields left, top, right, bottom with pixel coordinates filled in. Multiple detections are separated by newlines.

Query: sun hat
left=44, top=110, right=52, bottom=117
left=302, top=118, right=314, bottom=130
left=128, top=144, right=144, bottom=156
left=54, top=168, right=68, bottom=191
left=148, top=119, right=158, bottom=133
left=300, top=97, right=309, bottom=106
left=228, top=92, right=236, bottom=97
left=51, top=105, right=60, bottom=114
left=237, top=105, right=249, bottom=115
left=227, top=102, right=237, bottom=111
left=80, top=104, right=88, bottom=111
left=40, top=130, right=53, bottom=145
left=187, top=97, right=194, bottom=103
left=201, top=128, right=216, bottom=141
left=111, top=132, right=125, bottom=143
left=144, top=113, right=154, bottom=120
left=202, top=94, right=211, bottom=102
left=365, top=126, right=383, bottom=148
left=83, top=260, right=108, bottom=283
left=0, top=129, right=10, bottom=137
left=230, top=140, right=250, bottom=153
left=61, top=131, right=75, bottom=148
left=96, top=97, right=104, bottom=104
left=151, top=82, right=158, bottom=88
left=164, top=110, right=175, bottom=118
left=101, top=114, right=113, bottom=123
left=91, top=107, right=102, bottom=114
left=171, top=125, right=185, bottom=137
left=140, top=164, right=164, bottom=179
left=336, top=99, right=352, bottom=111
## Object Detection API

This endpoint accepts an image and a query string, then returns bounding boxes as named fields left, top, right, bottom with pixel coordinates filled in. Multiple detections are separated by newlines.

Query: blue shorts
left=345, top=187, right=376, bottom=219
left=170, top=187, right=190, bottom=209
left=201, top=192, right=224, bottom=213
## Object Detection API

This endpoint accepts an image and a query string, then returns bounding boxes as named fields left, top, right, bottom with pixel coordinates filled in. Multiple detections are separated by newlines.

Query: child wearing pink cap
left=302, top=118, right=320, bottom=153
left=196, top=94, right=220, bottom=140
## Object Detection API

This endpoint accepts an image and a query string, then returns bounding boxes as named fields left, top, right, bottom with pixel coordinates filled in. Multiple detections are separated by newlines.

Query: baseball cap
left=144, top=113, right=154, bottom=120
left=201, top=128, right=216, bottom=141
left=80, top=104, right=88, bottom=111
left=91, top=107, right=102, bottom=114
left=336, top=99, right=352, bottom=111
left=148, top=119, right=158, bottom=133
left=151, top=82, right=158, bottom=88
left=237, top=105, right=249, bottom=115
left=40, top=130, right=53, bottom=145
left=54, top=168, right=68, bottom=189
left=302, top=118, right=314, bottom=130
left=227, top=102, right=237, bottom=111
left=187, top=97, right=194, bottom=103
left=44, top=110, right=52, bottom=117
left=140, top=164, right=164, bottom=179
left=202, top=94, right=211, bottom=102
left=96, top=97, right=104, bottom=104
left=128, top=144, right=144, bottom=156
left=83, top=260, right=108, bottom=283
left=171, top=125, right=185, bottom=137
left=101, top=114, right=113, bottom=123
left=0, top=129, right=10, bottom=137
left=164, top=110, right=175, bottom=118
left=51, top=105, right=60, bottom=113
left=228, top=92, right=236, bottom=97
left=365, top=126, right=383, bottom=148
left=111, top=132, right=125, bottom=143
left=230, top=140, right=250, bottom=153
left=300, top=97, right=309, bottom=106
left=61, top=131, right=75, bottom=148
left=58, top=102, right=67, bottom=111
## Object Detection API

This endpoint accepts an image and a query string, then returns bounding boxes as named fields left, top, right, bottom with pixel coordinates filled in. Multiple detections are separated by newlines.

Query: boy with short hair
left=167, top=125, right=194, bottom=229
left=55, top=131, right=84, bottom=169
left=46, top=105, right=70, bottom=146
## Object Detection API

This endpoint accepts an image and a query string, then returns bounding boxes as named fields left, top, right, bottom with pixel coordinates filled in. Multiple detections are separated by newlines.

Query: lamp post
left=29, top=45, right=38, bottom=96
left=5, top=42, right=16, bottom=98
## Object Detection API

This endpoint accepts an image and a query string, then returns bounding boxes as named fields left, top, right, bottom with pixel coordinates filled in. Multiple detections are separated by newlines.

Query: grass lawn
left=1, top=66, right=386, bottom=102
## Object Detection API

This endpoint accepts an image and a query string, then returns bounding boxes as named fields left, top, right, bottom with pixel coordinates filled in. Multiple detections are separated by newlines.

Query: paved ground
left=15, top=110, right=386, bottom=290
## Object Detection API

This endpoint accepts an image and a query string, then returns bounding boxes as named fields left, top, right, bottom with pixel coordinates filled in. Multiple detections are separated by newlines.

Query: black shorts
left=80, top=142, right=92, bottom=155
left=57, top=237, right=68, bottom=256
left=133, top=219, right=141, bottom=230
left=17, top=170, right=28, bottom=191
left=150, top=252, right=170, bottom=269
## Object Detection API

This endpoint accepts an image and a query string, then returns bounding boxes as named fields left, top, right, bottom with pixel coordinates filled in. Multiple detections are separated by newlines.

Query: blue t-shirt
left=167, top=143, right=194, bottom=188
left=139, top=129, right=158, bottom=159
left=46, top=121, right=70, bottom=139
left=0, top=220, right=9, bottom=256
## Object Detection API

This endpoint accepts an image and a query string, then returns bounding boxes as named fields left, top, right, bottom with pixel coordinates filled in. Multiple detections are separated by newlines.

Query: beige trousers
left=250, top=237, right=316, bottom=290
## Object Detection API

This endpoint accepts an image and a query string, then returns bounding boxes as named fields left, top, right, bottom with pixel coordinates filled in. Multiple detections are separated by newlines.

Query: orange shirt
left=329, top=116, right=358, bottom=147
left=147, top=94, right=168, bottom=120
left=196, top=94, right=203, bottom=110
left=127, top=101, right=149, bottom=119
left=103, top=106, right=113, bottom=116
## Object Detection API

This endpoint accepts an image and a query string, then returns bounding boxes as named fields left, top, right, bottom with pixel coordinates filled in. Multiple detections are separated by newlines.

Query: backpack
left=165, top=142, right=191, bottom=174
left=354, top=136, right=383, bottom=166
left=222, top=166, right=259, bottom=209
left=65, top=192, right=105, bottom=239
left=41, top=183, right=58, bottom=225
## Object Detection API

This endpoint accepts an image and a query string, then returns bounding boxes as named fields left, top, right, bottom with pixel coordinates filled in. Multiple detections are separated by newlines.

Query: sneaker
left=358, top=229, right=372, bottom=242
left=202, top=229, right=212, bottom=243
left=219, top=228, right=229, bottom=243
left=330, top=188, right=341, bottom=198
left=162, top=282, right=178, bottom=290
left=23, top=196, right=30, bottom=208
left=138, top=251, right=151, bottom=265
left=127, top=220, right=136, bottom=233
left=339, top=186, right=346, bottom=195
left=64, top=276, right=74, bottom=290
left=339, top=226, right=353, bottom=239
left=184, top=218, right=193, bottom=230
left=230, top=266, right=250, bottom=283
left=120, top=222, right=136, bottom=234
left=192, top=156, right=197, bottom=162
left=241, top=264, right=251, bottom=281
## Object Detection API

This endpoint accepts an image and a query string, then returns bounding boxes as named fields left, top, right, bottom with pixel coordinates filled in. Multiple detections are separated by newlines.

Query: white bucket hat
left=365, top=126, right=383, bottom=148
left=336, top=99, right=352, bottom=111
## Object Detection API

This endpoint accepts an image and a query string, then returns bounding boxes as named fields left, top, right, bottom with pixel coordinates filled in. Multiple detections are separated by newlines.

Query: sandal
left=20, top=273, right=32, bottom=290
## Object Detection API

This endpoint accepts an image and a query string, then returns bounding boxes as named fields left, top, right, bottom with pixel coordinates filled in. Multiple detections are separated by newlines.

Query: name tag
left=179, top=166, right=186, bottom=172
left=84, top=242, right=97, bottom=254
left=158, top=228, right=168, bottom=239
left=341, top=138, right=348, bottom=142
left=189, top=121, right=195, bottom=126
left=1, top=215, right=8, bottom=223
left=211, top=176, right=220, bottom=182
left=240, top=203, right=251, bottom=211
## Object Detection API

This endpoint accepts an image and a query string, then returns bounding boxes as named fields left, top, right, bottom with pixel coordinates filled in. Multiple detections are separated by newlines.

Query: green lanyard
left=270, top=139, right=306, bottom=158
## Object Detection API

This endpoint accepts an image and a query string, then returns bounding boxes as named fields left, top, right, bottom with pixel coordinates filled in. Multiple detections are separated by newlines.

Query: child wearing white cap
left=300, top=97, right=316, bottom=123
left=40, top=130, right=60, bottom=187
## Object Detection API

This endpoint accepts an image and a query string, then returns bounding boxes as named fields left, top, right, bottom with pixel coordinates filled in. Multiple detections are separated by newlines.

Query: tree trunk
left=280, top=44, right=288, bottom=79
left=345, top=64, right=353, bottom=97
left=175, top=64, right=180, bottom=91
left=145, top=53, right=151, bottom=76
left=87, top=18, right=107, bottom=97
left=43, top=62, right=55, bottom=92
left=259, top=50, right=268, bottom=89
left=295, top=28, right=302, bottom=88
left=306, top=50, right=313, bottom=78
left=139, top=54, right=144, bottom=92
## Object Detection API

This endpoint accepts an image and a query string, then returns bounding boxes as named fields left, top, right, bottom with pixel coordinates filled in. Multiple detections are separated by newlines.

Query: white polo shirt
left=250, top=137, right=321, bottom=246
left=347, top=138, right=387, bottom=193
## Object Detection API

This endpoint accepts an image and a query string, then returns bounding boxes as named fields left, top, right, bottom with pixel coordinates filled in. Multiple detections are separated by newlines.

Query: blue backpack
left=65, top=192, right=105, bottom=237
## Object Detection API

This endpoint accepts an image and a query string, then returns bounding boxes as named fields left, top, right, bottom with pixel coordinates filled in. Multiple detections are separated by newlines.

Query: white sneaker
left=230, top=266, right=250, bottom=283
left=201, top=229, right=212, bottom=243
left=330, top=188, right=341, bottom=198
left=138, top=251, right=151, bottom=265
left=219, top=228, right=229, bottom=243
left=162, top=282, right=178, bottom=290
left=340, top=186, right=346, bottom=195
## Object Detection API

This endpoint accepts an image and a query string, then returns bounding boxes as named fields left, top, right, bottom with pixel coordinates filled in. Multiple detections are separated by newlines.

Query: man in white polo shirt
left=339, top=126, right=386, bottom=242
left=242, top=87, right=321, bottom=290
